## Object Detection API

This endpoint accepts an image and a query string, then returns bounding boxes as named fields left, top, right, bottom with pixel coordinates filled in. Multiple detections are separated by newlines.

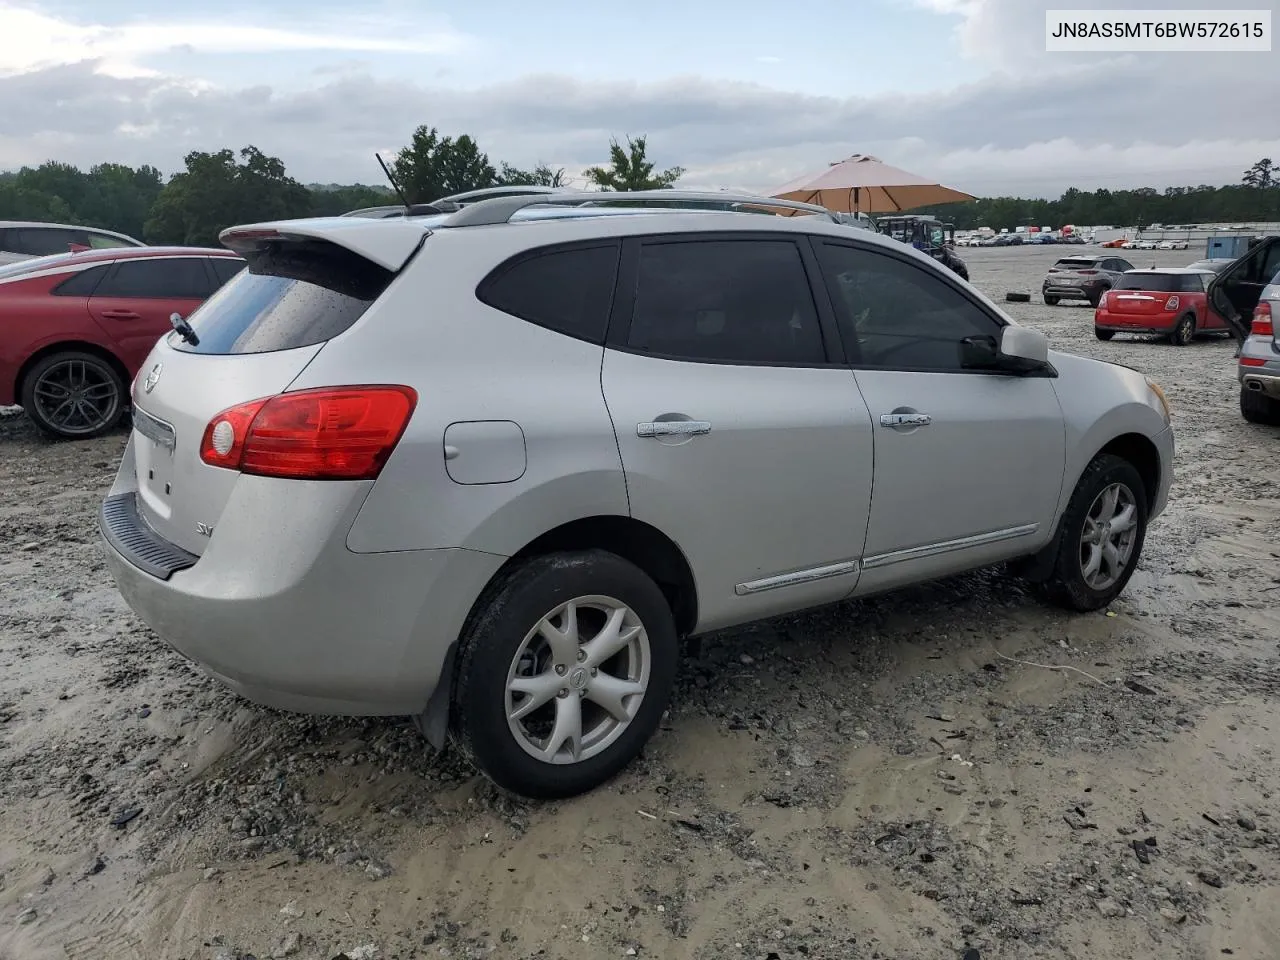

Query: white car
left=98, top=190, right=1176, bottom=798
left=0, top=221, right=144, bottom=265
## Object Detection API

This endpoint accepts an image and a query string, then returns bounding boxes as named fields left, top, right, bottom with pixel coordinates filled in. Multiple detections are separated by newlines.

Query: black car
left=1042, top=255, right=1134, bottom=306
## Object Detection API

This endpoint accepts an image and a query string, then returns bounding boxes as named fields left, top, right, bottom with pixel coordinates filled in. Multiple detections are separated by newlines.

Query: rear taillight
left=1078, top=269, right=1098, bottom=275
left=1252, top=301, right=1274, bottom=338
left=1097, top=291, right=1109, bottom=309
left=1163, top=296, right=1180, bottom=311
left=200, top=386, right=417, bottom=480
left=1241, top=357, right=1266, bottom=367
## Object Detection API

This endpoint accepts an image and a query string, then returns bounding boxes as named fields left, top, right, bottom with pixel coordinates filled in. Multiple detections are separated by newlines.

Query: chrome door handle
left=880, top=413, right=932, bottom=428
left=637, top=420, right=712, bottom=438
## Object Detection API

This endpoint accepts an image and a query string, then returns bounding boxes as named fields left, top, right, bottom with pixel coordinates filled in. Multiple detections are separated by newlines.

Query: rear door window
left=626, top=238, right=826, bottom=365
left=477, top=242, right=619, bottom=344
left=173, top=240, right=393, bottom=355
left=97, top=257, right=216, bottom=299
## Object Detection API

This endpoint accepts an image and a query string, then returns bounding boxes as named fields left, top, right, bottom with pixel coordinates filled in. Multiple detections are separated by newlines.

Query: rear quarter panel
left=286, top=227, right=630, bottom=556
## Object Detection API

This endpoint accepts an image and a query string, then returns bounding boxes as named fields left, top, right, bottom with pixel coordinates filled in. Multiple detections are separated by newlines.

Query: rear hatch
left=1047, top=258, right=1099, bottom=284
left=1107, top=273, right=1181, bottom=318
left=126, top=220, right=424, bottom=556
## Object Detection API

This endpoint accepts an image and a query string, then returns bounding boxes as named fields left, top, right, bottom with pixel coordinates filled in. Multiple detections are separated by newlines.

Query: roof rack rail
left=441, top=190, right=835, bottom=228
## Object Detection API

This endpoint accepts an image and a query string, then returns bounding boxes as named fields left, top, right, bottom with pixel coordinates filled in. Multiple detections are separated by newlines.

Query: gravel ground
left=1, top=245, right=1278, bottom=960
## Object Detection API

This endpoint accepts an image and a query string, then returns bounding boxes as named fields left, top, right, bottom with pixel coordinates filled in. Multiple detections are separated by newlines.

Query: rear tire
left=20, top=350, right=126, bottom=440
left=450, top=550, right=679, bottom=799
left=1043, top=295, right=1059, bottom=306
left=1094, top=328, right=1115, bottom=341
left=1240, top=386, right=1280, bottom=425
left=1038, top=454, right=1148, bottom=612
left=1169, top=313, right=1195, bottom=346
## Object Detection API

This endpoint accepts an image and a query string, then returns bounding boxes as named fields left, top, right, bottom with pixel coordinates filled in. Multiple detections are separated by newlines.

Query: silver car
left=0, top=221, right=144, bottom=265
left=1209, top=235, right=1280, bottom=424
left=99, top=191, right=1175, bottom=798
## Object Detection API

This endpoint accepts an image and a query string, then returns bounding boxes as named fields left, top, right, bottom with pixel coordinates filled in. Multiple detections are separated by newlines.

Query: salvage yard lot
left=1, top=245, right=1277, bottom=960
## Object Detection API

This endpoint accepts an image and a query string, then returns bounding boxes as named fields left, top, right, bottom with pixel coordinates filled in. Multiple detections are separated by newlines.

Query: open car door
left=1207, top=236, right=1280, bottom=342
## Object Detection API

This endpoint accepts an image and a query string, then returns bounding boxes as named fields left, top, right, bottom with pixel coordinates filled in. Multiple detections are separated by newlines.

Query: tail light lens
left=1163, top=296, right=1180, bottom=311
left=200, top=386, right=417, bottom=480
left=1097, top=291, right=1109, bottom=309
left=1078, top=269, right=1098, bottom=275
left=1252, top=301, right=1274, bottom=337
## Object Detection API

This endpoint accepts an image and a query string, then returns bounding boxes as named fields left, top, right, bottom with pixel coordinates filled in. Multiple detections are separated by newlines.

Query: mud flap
left=413, top=641, right=458, bottom=751
left=1009, top=524, right=1064, bottom=583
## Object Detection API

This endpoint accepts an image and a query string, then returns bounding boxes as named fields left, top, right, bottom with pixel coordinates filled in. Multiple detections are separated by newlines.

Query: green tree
left=1243, top=158, right=1276, bottom=188
left=144, top=146, right=311, bottom=247
left=583, top=135, right=684, bottom=191
left=0, top=181, right=76, bottom=223
left=309, top=184, right=393, bottom=216
left=392, top=126, right=497, bottom=203
left=497, top=162, right=570, bottom=187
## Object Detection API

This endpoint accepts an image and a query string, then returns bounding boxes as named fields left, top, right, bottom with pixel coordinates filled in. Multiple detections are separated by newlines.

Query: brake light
left=1078, top=269, right=1098, bottom=275
left=1240, top=357, right=1266, bottom=367
left=1164, top=296, right=1180, bottom=311
left=200, top=386, right=417, bottom=480
left=1252, top=301, right=1274, bottom=337
left=1097, top=291, right=1109, bottom=309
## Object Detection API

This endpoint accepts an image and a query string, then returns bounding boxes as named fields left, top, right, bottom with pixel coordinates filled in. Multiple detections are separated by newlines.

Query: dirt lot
left=2, top=245, right=1278, bottom=960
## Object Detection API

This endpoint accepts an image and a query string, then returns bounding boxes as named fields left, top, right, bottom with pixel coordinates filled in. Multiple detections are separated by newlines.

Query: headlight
left=1146, top=377, right=1171, bottom=423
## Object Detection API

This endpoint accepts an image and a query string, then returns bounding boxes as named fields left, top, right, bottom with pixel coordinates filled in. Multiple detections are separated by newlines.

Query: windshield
left=1116, top=273, right=1182, bottom=292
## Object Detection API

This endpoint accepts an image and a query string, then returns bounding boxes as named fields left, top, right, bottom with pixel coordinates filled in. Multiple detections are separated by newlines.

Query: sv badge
left=195, top=522, right=214, bottom=538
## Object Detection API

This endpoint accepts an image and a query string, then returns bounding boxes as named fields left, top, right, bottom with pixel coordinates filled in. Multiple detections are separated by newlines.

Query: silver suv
left=100, top=191, right=1175, bottom=798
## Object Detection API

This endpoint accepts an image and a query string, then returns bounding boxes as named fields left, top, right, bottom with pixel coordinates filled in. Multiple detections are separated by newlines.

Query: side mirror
left=998, top=325, right=1049, bottom=371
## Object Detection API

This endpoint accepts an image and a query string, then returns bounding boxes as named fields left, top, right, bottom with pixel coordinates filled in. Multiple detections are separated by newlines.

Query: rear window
left=1053, top=259, right=1097, bottom=270
left=1117, top=273, right=1181, bottom=292
left=173, top=241, right=393, bottom=355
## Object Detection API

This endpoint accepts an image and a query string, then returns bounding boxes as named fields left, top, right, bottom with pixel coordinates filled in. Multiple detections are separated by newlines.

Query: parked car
left=0, top=246, right=244, bottom=438
left=1093, top=268, right=1230, bottom=345
left=1042, top=254, right=1134, bottom=306
left=0, top=221, right=145, bottom=265
left=1100, top=238, right=1128, bottom=248
left=1186, top=258, right=1235, bottom=274
left=98, top=191, right=1175, bottom=799
left=1205, top=235, right=1280, bottom=424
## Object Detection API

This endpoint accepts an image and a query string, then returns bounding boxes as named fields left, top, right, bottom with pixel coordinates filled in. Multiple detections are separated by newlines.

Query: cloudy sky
left=1, top=0, right=1277, bottom=197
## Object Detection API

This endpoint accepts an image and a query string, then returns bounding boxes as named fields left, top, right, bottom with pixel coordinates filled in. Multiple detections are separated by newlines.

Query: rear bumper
left=1094, top=311, right=1177, bottom=335
left=99, top=479, right=506, bottom=716
left=1044, top=282, right=1104, bottom=300
left=1239, top=369, right=1280, bottom=398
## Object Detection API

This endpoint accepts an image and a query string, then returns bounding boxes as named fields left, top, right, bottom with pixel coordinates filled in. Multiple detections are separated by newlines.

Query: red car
left=0, top=246, right=244, bottom=438
left=1093, top=268, right=1232, bottom=345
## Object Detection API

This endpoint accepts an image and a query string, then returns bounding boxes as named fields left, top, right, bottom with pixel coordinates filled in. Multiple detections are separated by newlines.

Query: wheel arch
left=417, top=514, right=699, bottom=749
left=15, top=341, right=131, bottom=409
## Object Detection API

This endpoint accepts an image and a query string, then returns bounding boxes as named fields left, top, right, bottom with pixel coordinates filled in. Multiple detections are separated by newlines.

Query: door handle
left=101, top=310, right=141, bottom=320
left=637, top=420, right=712, bottom=438
left=880, top=412, right=932, bottom=428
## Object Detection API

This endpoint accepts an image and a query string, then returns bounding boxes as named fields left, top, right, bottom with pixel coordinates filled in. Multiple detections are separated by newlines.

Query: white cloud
left=0, top=1, right=471, bottom=79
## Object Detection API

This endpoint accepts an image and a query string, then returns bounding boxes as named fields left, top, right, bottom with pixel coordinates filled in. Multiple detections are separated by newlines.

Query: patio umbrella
left=770, top=154, right=974, bottom=214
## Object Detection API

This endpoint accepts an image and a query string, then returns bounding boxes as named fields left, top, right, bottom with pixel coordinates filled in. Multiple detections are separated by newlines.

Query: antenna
left=375, top=152, right=411, bottom=211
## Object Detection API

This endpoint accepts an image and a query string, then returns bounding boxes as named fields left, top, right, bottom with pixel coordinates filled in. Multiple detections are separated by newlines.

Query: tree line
left=0, top=129, right=685, bottom=248
left=2, top=132, right=1275, bottom=248
left=913, top=158, right=1280, bottom=231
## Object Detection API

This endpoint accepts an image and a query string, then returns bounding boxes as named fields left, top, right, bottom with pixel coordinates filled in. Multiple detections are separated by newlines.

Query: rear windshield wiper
left=169, top=312, right=200, bottom=347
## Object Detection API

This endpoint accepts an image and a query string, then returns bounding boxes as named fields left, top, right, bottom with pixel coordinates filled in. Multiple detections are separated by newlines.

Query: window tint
left=1117, top=272, right=1180, bottom=292
left=628, top=239, right=825, bottom=365
left=98, top=258, right=215, bottom=299
left=1054, top=258, right=1097, bottom=270
left=14, top=228, right=86, bottom=256
left=52, top=265, right=109, bottom=297
left=1184, top=274, right=1209, bottom=293
left=477, top=243, right=618, bottom=344
left=87, top=232, right=134, bottom=249
left=210, top=257, right=246, bottom=286
left=173, top=240, right=393, bottom=355
left=1112, top=259, right=1134, bottom=272
left=817, top=242, right=1001, bottom=371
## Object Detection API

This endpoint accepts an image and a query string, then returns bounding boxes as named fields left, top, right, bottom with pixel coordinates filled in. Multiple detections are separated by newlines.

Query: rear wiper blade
left=169, top=312, right=200, bottom=347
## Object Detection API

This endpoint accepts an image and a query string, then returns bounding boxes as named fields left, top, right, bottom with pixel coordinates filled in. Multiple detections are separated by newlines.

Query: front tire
left=1043, top=295, right=1060, bottom=306
left=1039, top=454, right=1148, bottom=612
left=20, top=350, right=126, bottom=440
left=1240, top=386, right=1280, bottom=425
left=1169, top=313, right=1195, bottom=346
left=451, top=550, right=679, bottom=799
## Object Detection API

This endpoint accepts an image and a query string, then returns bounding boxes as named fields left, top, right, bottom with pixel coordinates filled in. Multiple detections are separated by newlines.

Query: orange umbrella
left=770, top=154, right=974, bottom=214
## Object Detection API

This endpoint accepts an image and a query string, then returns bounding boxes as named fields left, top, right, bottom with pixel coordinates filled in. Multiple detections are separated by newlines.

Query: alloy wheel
left=505, top=595, right=650, bottom=764
left=1078, top=482, right=1139, bottom=591
left=31, top=358, right=121, bottom=436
